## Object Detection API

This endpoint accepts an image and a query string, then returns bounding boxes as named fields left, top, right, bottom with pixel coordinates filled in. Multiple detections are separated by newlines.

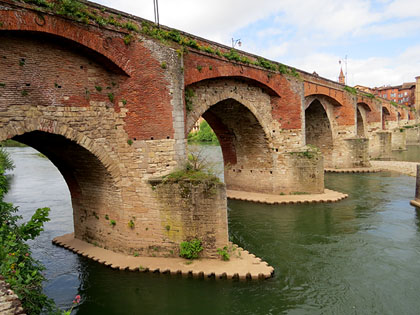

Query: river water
left=4, top=145, right=420, bottom=314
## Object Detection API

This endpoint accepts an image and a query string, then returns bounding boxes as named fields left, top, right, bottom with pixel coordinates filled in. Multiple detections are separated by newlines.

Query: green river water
left=4, top=145, right=420, bottom=314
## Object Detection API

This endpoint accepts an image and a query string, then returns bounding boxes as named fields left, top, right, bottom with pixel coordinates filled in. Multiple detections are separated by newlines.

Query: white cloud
left=96, top=0, right=282, bottom=45
left=291, top=45, right=420, bottom=87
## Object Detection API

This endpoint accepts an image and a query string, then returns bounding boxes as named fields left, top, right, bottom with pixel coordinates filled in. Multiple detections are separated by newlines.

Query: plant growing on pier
left=95, top=85, right=102, bottom=92
left=161, top=62, right=167, bottom=69
left=128, top=220, right=135, bottom=229
left=107, top=92, right=114, bottom=102
left=110, top=219, right=116, bottom=226
left=179, top=239, right=203, bottom=259
left=217, top=246, right=230, bottom=261
left=163, top=148, right=221, bottom=185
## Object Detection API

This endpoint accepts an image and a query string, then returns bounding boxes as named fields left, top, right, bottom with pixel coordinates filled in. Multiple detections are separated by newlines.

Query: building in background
left=373, top=82, right=416, bottom=107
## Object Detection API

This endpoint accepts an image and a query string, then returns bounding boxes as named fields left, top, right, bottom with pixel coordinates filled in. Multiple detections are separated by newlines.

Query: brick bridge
left=0, top=0, right=417, bottom=257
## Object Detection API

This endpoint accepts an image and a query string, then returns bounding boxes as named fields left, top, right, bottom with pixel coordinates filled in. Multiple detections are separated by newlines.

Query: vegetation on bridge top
left=13, top=0, right=300, bottom=78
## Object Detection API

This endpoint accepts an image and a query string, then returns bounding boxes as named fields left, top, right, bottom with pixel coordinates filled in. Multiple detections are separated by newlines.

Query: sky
left=95, top=0, right=420, bottom=87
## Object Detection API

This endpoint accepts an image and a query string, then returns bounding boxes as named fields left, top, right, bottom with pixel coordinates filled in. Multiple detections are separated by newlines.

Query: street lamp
left=231, top=38, right=242, bottom=48
left=153, top=0, right=159, bottom=26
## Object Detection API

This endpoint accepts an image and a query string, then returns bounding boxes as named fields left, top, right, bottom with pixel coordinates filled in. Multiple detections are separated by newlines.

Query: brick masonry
left=0, top=0, right=418, bottom=257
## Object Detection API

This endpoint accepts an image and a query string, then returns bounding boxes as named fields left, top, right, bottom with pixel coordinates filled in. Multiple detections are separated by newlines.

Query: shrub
left=179, top=239, right=203, bottom=259
left=217, top=246, right=230, bottom=261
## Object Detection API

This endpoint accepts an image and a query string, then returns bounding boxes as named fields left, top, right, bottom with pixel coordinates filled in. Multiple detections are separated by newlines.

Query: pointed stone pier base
left=52, top=233, right=274, bottom=280
left=227, top=189, right=348, bottom=204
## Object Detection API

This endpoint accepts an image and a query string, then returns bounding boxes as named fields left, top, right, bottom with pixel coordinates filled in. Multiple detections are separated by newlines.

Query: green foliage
left=95, top=86, right=102, bottom=92
left=256, top=57, right=277, bottom=71
left=19, top=59, right=25, bottom=66
left=161, top=62, right=167, bottom=69
left=196, top=65, right=202, bottom=72
left=0, top=139, right=27, bottom=147
left=365, top=93, right=375, bottom=99
left=128, top=220, right=135, bottom=229
left=107, top=92, right=114, bottom=102
left=121, top=99, right=127, bottom=105
left=21, top=90, right=28, bottom=96
left=55, top=0, right=86, bottom=19
left=127, top=139, right=133, bottom=146
left=179, top=239, right=203, bottom=259
left=110, top=219, right=116, bottom=226
left=163, top=148, right=221, bottom=184
left=184, top=87, right=195, bottom=112
left=188, top=120, right=219, bottom=144
left=105, top=214, right=109, bottom=220
left=23, top=0, right=53, bottom=8
left=343, top=86, right=358, bottom=95
left=133, top=252, right=139, bottom=257
left=124, top=22, right=139, bottom=32
left=123, top=34, right=133, bottom=45
left=0, top=83, right=5, bottom=87
left=0, top=148, right=15, bottom=171
left=217, top=246, right=230, bottom=261
left=0, top=150, right=56, bottom=314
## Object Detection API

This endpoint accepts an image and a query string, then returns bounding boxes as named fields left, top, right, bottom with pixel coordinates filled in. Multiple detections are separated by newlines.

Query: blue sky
left=96, top=0, right=420, bottom=87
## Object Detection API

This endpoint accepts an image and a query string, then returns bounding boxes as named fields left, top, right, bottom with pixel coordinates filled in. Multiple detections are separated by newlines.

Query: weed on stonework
left=179, top=239, right=203, bottom=260
left=163, top=147, right=221, bottom=184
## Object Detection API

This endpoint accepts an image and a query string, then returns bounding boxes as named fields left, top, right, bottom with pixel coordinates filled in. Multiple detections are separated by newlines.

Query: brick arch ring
left=186, top=83, right=274, bottom=144
left=0, top=118, right=122, bottom=181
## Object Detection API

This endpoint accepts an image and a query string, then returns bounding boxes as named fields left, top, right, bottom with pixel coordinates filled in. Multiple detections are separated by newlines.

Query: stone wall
left=0, top=276, right=25, bottom=315
left=150, top=178, right=228, bottom=258
left=369, top=131, right=392, bottom=160
left=391, top=128, right=407, bottom=151
left=341, top=138, right=371, bottom=167
left=406, top=127, right=420, bottom=144
left=283, top=147, right=324, bottom=194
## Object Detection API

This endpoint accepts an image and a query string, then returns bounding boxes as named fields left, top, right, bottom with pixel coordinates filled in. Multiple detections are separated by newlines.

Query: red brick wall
left=0, top=4, right=175, bottom=141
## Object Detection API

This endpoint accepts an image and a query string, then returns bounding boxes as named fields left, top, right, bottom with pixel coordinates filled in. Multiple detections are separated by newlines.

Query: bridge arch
left=382, top=106, right=391, bottom=130
left=356, top=102, right=372, bottom=137
left=1, top=119, right=123, bottom=248
left=186, top=77, right=274, bottom=143
left=304, top=98, right=334, bottom=167
left=186, top=77, right=276, bottom=193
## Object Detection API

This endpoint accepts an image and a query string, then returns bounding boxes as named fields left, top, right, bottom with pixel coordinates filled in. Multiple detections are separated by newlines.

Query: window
left=391, top=93, right=396, bottom=97
left=398, top=93, right=403, bottom=97
left=404, top=92, right=408, bottom=96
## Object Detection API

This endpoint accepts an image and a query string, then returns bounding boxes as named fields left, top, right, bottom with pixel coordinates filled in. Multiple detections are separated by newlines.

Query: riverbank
left=0, top=277, right=25, bottom=315
left=53, top=234, right=274, bottom=280
left=370, top=160, right=419, bottom=177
